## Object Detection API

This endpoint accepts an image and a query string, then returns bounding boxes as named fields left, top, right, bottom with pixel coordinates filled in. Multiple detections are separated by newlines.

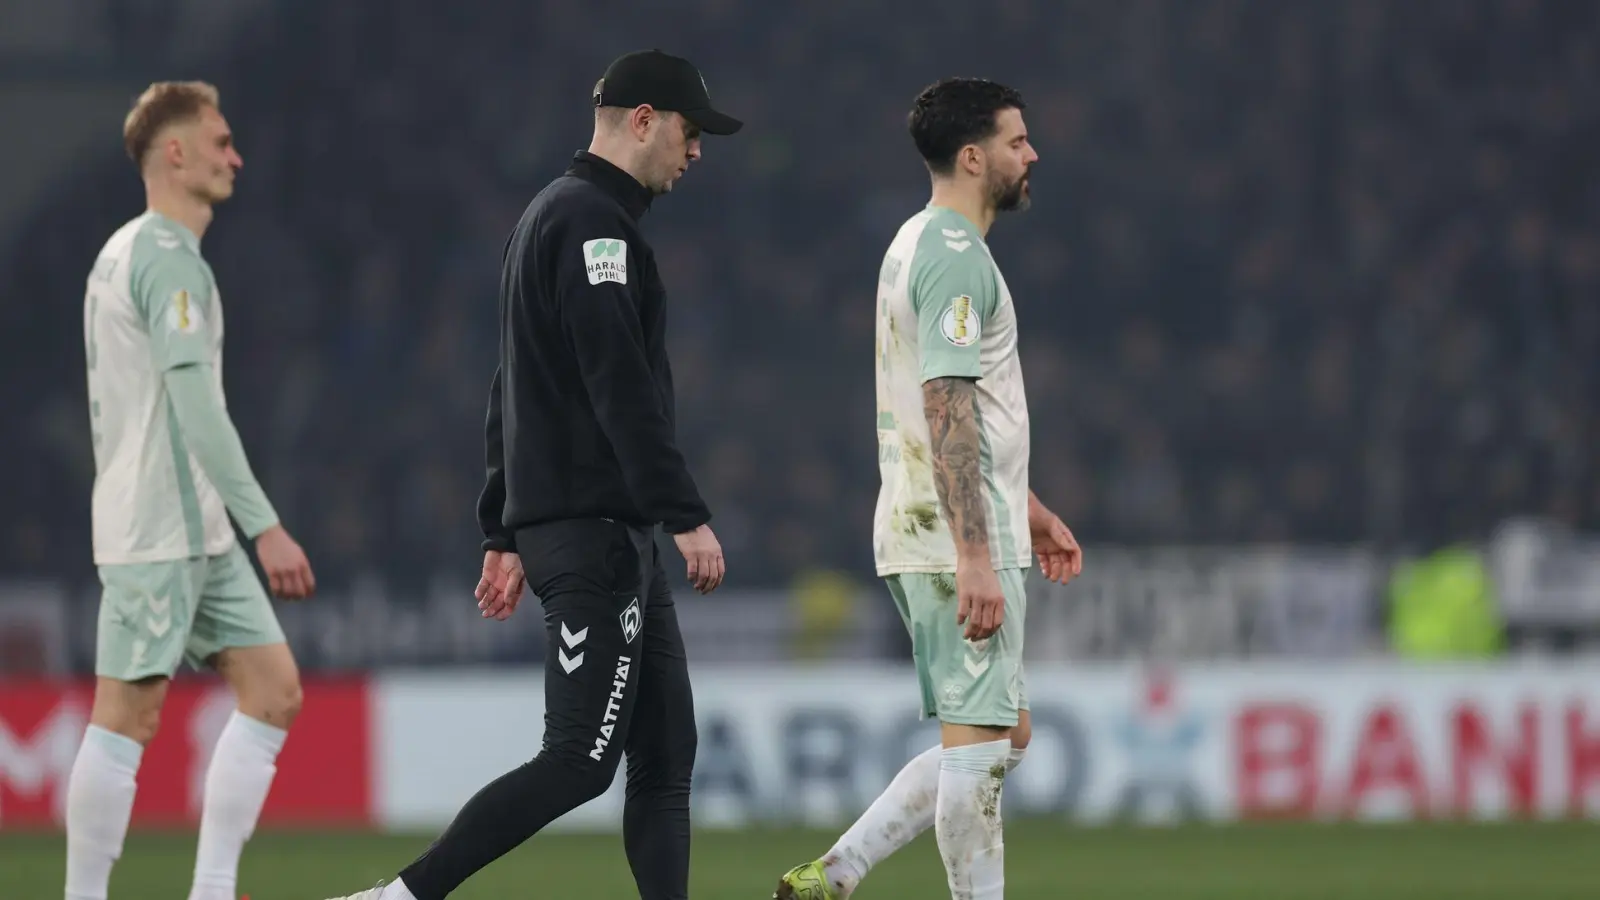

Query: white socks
left=62, top=712, right=288, bottom=900
left=822, top=742, right=1025, bottom=897
left=936, top=738, right=1010, bottom=900
left=187, top=712, right=288, bottom=900
left=380, top=879, right=419, bottom=900
left=822, top=744, right=941, bottom=896
left=65, top=726, right=144, bottom=900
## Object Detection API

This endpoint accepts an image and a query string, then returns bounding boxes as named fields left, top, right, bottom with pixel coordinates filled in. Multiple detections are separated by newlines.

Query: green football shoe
left=773, top=860, right=839, bottom=900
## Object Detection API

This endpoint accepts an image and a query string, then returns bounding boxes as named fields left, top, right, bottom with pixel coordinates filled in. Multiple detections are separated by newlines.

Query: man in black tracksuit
left=350, top=51, right=741, bottom=900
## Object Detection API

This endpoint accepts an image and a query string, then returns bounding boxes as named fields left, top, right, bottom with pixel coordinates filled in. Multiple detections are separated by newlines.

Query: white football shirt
left=84, top=212, right=236, bottom=564
left=873, top=206, right=1032, bottom=575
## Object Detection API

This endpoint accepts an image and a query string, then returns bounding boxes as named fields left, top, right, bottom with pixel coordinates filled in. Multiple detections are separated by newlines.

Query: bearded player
left=68, top=81, right=316, bottom=900
left=775, top=78, right=1083, bottom=900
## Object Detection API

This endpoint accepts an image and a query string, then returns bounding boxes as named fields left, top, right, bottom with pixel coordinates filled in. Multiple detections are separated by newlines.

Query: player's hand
left=255, top=525, right=316, bottom=600
left=672, top=525, right=725, bottom=594
left=1029, top=507, right=1083, bottom=585
left=956, top=561, right=1006, bottom=641
left=476, top=550, right=525, bottom=621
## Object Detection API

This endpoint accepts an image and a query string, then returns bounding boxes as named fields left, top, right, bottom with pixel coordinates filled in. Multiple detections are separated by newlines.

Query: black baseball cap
left=593, top=50, right=743, bottom=136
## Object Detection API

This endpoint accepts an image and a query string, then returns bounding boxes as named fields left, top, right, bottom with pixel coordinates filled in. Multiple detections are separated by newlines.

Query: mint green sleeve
left=131, top=244, right=213, bottom=371
left=163, top=360, right=280, bottom=539
left=909, top=239, right=1000, bottom=383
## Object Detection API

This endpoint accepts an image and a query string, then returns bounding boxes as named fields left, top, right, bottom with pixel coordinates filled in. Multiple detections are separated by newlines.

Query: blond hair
left=123, top=81, right=221, bottom=169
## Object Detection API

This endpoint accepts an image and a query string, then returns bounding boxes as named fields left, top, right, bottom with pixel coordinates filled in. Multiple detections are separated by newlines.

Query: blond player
left=68, top=81, right=315, bottom=900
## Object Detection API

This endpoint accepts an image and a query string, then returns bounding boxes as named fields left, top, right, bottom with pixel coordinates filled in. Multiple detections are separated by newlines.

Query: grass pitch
left=2, top=820, right=1595, bottom=899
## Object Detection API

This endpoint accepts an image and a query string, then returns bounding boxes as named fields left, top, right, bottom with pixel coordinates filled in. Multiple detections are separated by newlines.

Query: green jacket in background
left=1388, top=545, right=1504, bottom=658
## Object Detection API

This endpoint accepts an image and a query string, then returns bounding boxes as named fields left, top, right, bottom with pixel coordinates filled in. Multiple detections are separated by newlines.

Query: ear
left=162, top=133, right=187, bottom=169
left=957, top=143, right=985, bottom=177
left=629, top=105, right=657, bottom=141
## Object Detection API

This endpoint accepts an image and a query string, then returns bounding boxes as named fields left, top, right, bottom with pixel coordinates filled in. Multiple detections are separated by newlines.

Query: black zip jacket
left=476, top=151, right=711, bottom=551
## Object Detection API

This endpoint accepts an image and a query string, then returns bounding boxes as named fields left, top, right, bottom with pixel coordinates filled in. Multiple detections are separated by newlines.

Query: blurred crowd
left=4, top=0, right=1598, bottom=588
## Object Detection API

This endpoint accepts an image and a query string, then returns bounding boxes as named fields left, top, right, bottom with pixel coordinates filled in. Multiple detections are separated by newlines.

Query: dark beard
left=994, top=173, right=1030, bottom=212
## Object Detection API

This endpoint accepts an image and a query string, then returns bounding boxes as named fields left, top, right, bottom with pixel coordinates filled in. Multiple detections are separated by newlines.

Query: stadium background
left=2, top=0, right=1599, bottom=897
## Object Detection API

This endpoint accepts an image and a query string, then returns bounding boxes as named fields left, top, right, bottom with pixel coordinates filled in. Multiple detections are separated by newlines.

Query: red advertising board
left=0, top=677, right=370, bottom=829
left=1234, top=695, right=1600, bottom=820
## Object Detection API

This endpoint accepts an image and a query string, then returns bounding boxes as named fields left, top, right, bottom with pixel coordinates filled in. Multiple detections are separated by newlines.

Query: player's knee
left=229, top=666, right=303, bottom=730
left=272, top=678, right=305, bottom=728
left=629, top=718, right=697, bottom=790
left=536, top=728, right=627, bottom=801
left=662, top=716, right=698, bottom=778
left=254, top=676, right=304, bottom=730
left=236, top=677, right=302, bottom=730
left=113, top=704, right=162, bottom=745
left=575, top=767, right=616, bottom=804
left=90, top=677, right=168, bottom=745
left=568, top=751, right=624, bottom=803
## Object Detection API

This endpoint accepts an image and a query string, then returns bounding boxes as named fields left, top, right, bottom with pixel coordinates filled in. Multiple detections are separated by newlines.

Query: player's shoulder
left=912, top=207, right=982, bottom=260
left=127, top=214, right=206, bottom=272
left=93, top=213, right=158, bottom=263
left=906, top=208, right=991, bottom=294
left=122, top=215, right=211, bottom=316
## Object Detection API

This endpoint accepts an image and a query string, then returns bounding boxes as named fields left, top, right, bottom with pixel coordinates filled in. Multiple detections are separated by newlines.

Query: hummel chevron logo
left=145, top=592, right=172, bottom=638
left=558, top=621, right=587, bottom=674
left=941, top=228, right=968, bottom=238
left=945, top=240, right=972, bottom=252
left=559, top=648, right=584, bottom=674
left=963, top=639, right=991, bottom=678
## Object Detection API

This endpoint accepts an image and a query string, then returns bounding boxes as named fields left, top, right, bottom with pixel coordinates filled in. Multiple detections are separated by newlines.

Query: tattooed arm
left=924, top=375, right=1005, bottom=638
left=907, top=226, right=1006, bottom=636
left=923, top=376, right=990, bottom=564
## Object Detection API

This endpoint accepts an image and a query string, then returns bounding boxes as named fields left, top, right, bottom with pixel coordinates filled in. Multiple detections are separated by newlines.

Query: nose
left=687, top=140, right=702, bottom=162
left=229, top=149, right=243, bottom=170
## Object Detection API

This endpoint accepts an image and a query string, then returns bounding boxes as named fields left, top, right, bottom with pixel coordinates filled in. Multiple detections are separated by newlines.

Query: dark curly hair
left=907, top=78, right=1027, bottom=176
